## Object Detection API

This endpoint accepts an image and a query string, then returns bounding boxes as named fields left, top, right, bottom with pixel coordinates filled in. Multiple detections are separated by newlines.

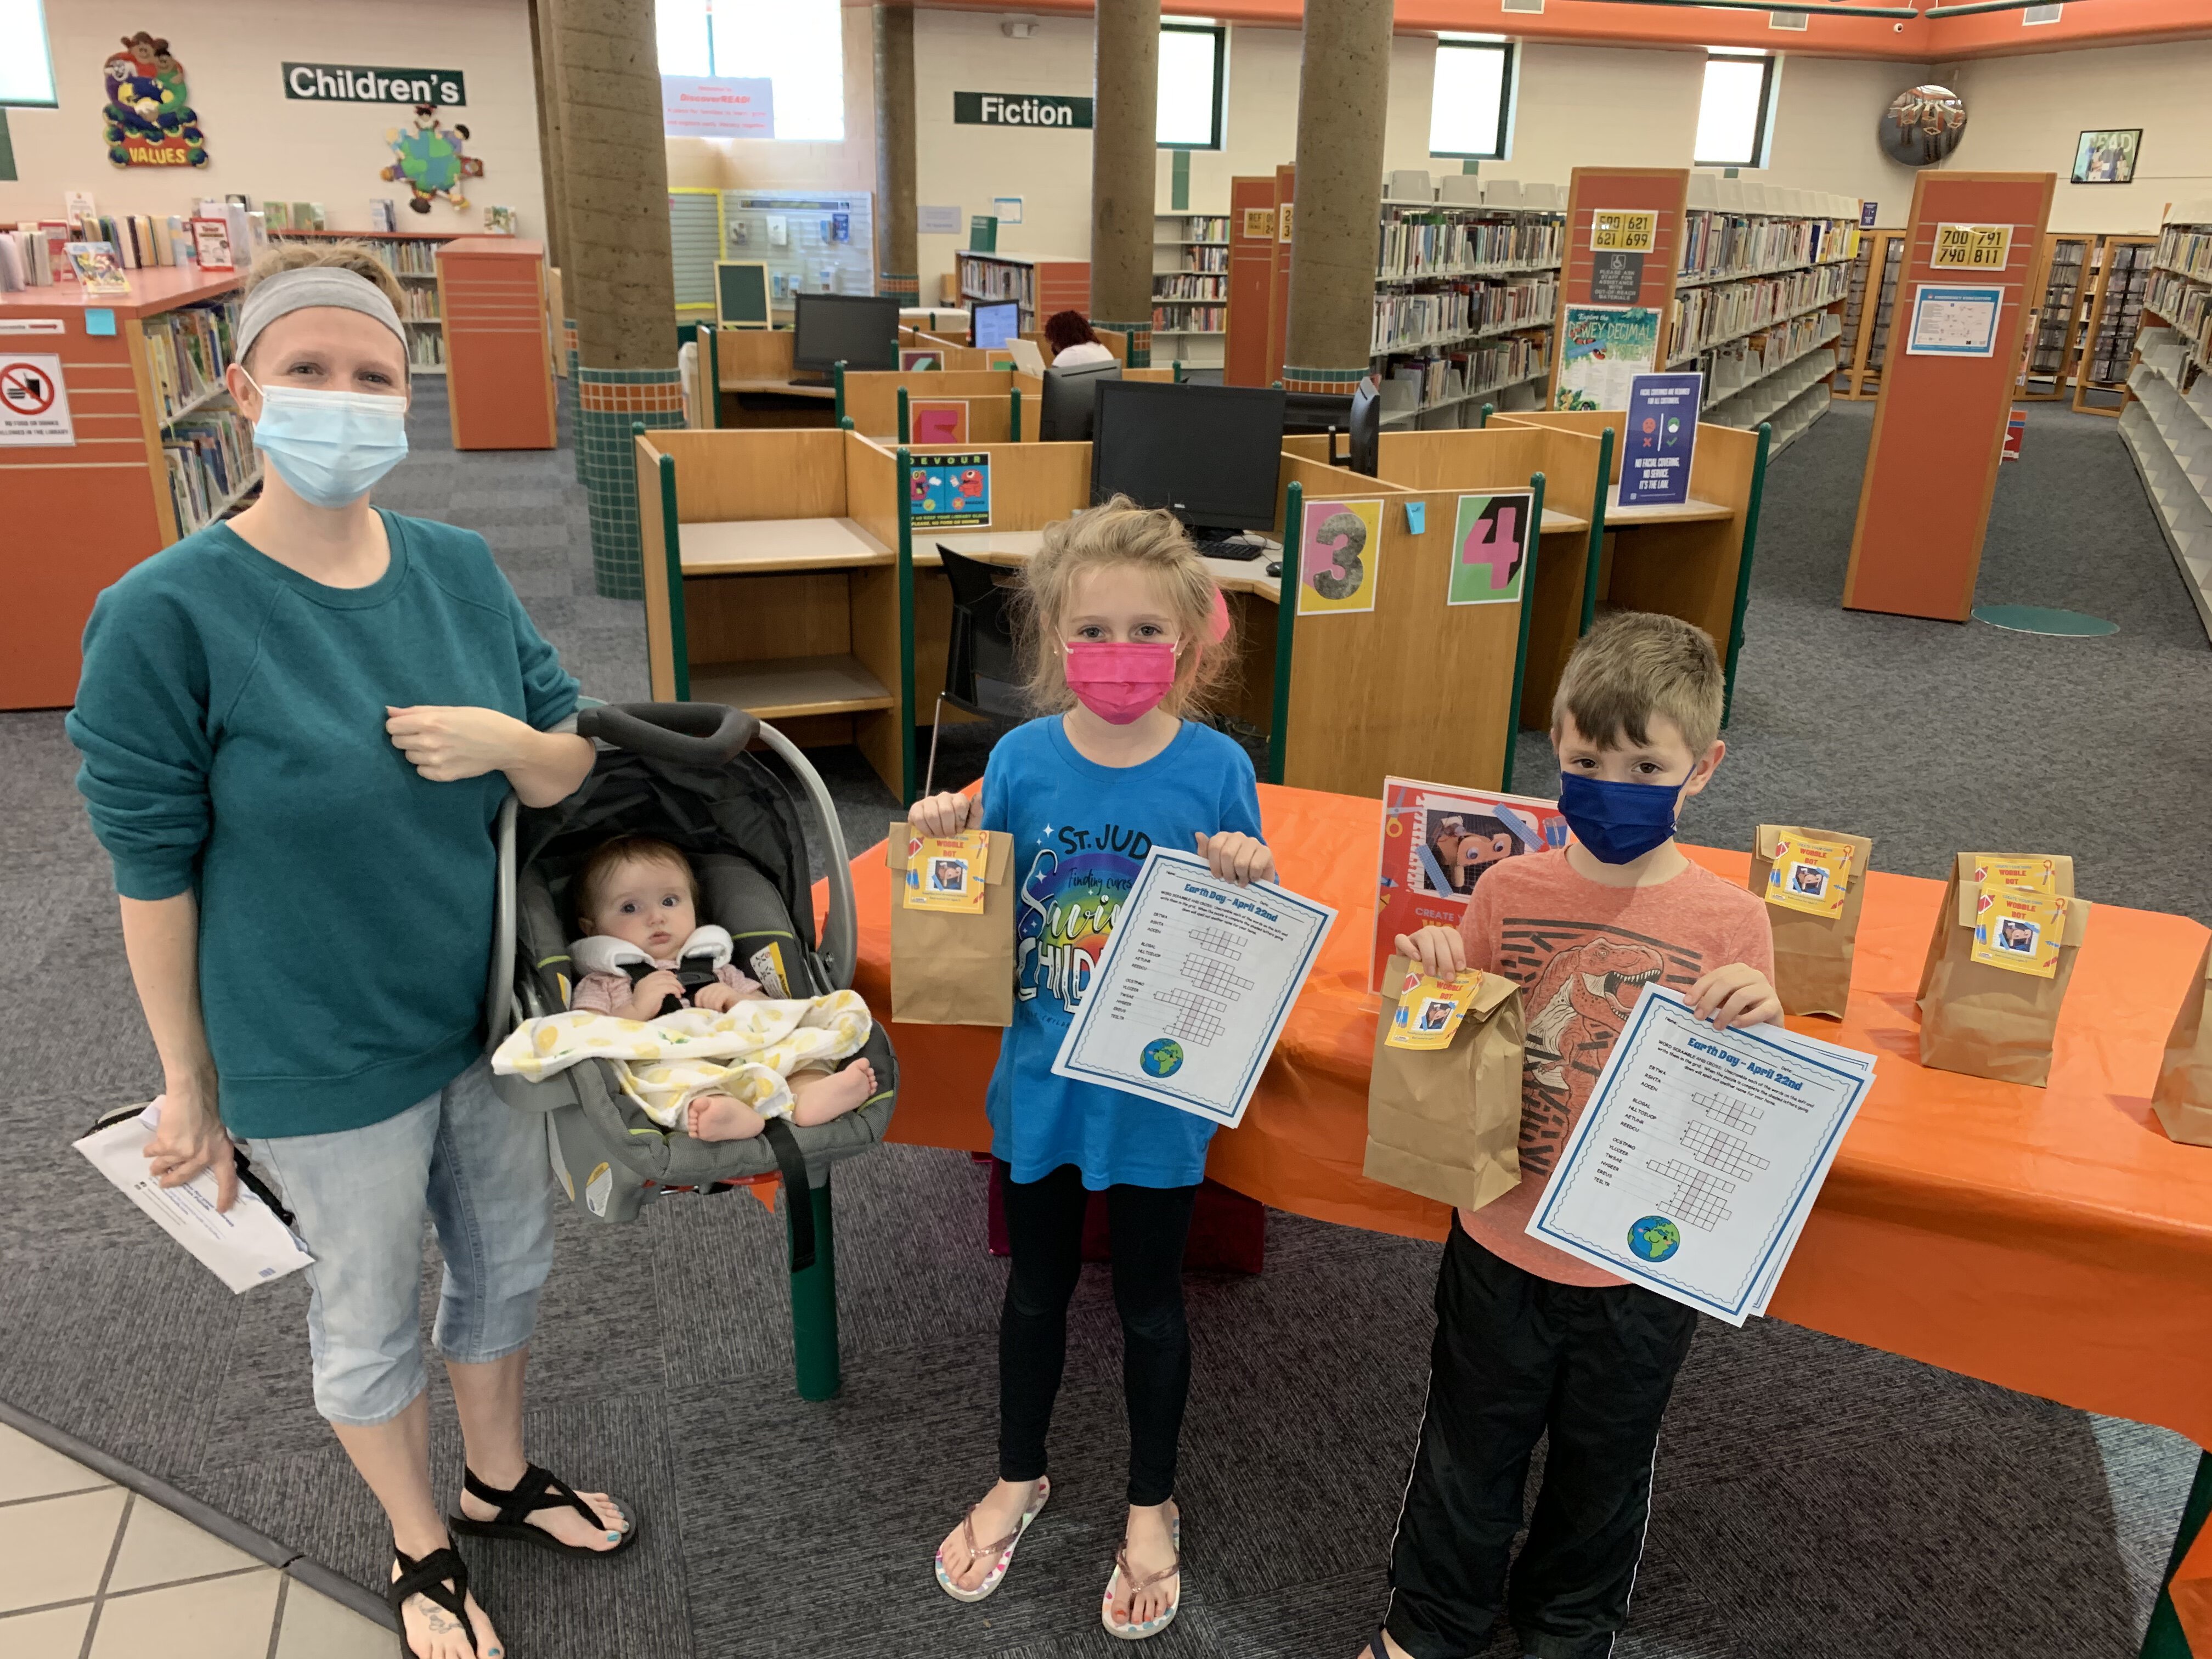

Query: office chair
left=924, top=547, right=1030, bottom=797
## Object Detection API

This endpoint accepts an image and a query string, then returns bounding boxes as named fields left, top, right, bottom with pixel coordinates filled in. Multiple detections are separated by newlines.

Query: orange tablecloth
left=856, top=785, right=2212, bottom=1445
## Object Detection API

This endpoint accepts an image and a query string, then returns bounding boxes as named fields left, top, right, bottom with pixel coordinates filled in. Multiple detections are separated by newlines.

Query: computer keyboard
left=1193, top=534, right=1272, bottom=562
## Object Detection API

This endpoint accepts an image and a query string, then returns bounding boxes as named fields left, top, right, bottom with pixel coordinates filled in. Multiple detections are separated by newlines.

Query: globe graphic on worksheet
left=1141, top=1039, right=1186, bottom=1077
left=1628, top=1216, right=1682, bottom=1262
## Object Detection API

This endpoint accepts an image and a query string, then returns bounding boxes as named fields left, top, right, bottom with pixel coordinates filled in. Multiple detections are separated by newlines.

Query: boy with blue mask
left=1355, top=612, right=1780, bottom=1659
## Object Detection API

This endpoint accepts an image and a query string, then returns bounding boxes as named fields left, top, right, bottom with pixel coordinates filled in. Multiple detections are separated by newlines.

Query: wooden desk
left=1603, top=489, right=1735, bottom=526
left=679, top=517, right=891, bottom=574
left=725, top=379, right=837, bottom=399
left=923, top=528, right=1285, bottom=601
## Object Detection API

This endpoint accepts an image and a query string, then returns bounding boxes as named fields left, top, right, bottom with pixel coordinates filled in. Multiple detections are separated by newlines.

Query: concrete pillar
left=548, top=0, right=682, bottom=599
left=874, top=7, right=919, bottom=304
left=1284, top=0, right=1392, bottom=394
left=1090, top=0, right=1158, bottom=366
left=528, top=0, right=582, bottom=477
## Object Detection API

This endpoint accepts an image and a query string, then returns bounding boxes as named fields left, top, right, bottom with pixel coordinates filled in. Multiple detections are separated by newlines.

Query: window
left=1157, top=24, right=1225, bottom=150
left=657, top=0, right=845, bottom=142
left=0, top=0, right=57, bottom=107
left=1694, top=49, right=1778, bottom=168
left=1428, top=39, right=1514, bottom=161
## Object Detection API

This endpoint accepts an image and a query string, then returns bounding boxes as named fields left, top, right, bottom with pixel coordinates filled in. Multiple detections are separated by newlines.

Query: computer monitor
left=1092, top=381, right=1288, bottom=539
left=792, top=292, right=900, bottom=373
left=1038, top=359, right=1121, bottom=443
left=1347, top=377, right=1381, bottom=477
left=972, top=300, right=1020, bottom=351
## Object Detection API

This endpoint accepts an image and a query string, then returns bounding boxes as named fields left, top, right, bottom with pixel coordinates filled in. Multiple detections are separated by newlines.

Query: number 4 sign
left=0, top=354, right=75, bottom=447
left=1447, top=491, right=1532, bottom=606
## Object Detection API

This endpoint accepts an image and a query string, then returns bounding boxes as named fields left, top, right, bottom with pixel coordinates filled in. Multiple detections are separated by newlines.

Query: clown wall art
left=103, top=32, right=207, bottom=168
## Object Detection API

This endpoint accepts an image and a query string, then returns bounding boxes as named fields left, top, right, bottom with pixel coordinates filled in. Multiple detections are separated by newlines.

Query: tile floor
left=0, top=1423, right=391, bottom=1659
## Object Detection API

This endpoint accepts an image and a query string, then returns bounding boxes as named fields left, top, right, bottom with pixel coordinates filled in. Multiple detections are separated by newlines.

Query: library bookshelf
left=956, top=250, right=1090, bottom=332
left=1, top=267, right=252, bottom=708
left=2072, top=234, right=2155, bottom=416
left=268, top=227, right=516, bottom=375
left=1154, top=212, right=1229, bottom=371
left=2122, top=207, right=2212, bottom=641
left=1837, top=229, right=1906, bottom=400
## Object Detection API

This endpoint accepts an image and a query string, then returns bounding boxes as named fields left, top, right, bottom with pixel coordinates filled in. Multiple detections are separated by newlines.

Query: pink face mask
left=1064, top=640, right=1179, bottom=725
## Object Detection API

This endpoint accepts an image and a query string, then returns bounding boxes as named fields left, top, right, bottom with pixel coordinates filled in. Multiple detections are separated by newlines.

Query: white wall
left=1, top=1, right=545, bottom=239
left=1944, top=40, right=2212, bottom=233
left=1760, top=54, right=1932, bottom=224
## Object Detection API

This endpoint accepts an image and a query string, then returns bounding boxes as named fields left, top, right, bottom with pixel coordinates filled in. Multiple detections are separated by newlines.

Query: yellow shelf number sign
left=1932, top=224, right=2013, bottom=269
left=1591, top=211, right=1658, bottom=254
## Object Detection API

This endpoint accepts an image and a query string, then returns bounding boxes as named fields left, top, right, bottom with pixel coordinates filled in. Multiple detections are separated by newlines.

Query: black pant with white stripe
left=1382, top=1224, right=1700, bottom=1659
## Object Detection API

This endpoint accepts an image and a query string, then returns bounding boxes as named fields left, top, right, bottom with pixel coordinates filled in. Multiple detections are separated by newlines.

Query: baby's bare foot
left=685, top=1093, right=766, bottom=1141
left=790, top=1059, right=878, bottom=1126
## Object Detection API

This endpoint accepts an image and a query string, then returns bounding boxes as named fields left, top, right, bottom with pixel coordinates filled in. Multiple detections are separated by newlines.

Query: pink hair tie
left=1208, top=584, right=1231, bottom=642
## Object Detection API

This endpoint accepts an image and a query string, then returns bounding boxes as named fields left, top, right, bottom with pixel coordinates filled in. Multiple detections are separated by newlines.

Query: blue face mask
left=1558, top=770, right=1683, bottom=865
left=246, top=375, right=409, bottom=507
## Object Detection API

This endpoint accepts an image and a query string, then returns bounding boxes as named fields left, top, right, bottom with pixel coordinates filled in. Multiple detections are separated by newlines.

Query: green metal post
left=839, top=415, right=854, bottom=431
left=788, top=1171, right=840, bottom=1401
left=1581, top=425, right=1615, bottom=636
left=833, top=360, right=848, bottom=424
left=1174, top=359, right=1184, bottom=383
left=1502, top=472, right=1546, bottom=787
left=1720, top=422, right=1773, bottom=729
left=896, top=445, right=918, bottom=802
left=897, top=386, right=910, bottom=444
left=1011, top=387, right=1023, bottom=442
left=657, top=453, right=691, bottom=701
left=1265, top=482, right=1301, bottom=786
left=2140, top=1449, right=2212, bottom=1657
left=704, top=327, right=720, bottom=430
left=1480, top=401, right=1494, bottom=428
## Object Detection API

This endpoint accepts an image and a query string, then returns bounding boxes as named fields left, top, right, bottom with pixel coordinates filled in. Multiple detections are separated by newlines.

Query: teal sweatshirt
left=69, top=510, right=579, bottom=1139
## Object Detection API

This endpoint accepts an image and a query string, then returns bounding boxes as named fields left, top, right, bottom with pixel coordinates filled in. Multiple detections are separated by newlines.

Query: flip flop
left=447, top=1463, right=637, bottom=1558
left=1102, top=1509, right=1181, bottom=1640
left=934, top=1476, right=1051, bottom=1604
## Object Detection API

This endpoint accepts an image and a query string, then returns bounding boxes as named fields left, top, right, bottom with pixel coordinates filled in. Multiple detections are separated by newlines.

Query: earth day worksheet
left=1052, top=847, right=1335, bottom=1129
left=1527, top=985, right=1876, bottom=1324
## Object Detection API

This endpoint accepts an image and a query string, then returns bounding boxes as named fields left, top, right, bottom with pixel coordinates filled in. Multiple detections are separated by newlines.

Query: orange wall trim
left=901, top=0, right=2212, bottom=63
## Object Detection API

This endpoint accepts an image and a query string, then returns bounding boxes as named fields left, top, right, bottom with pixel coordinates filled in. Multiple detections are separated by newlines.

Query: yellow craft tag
left=1971, top=884, right=2067, bottom=978
left=902, top=830, right=991, bottom=913
left=1971, top=853, right=2058, bottom=900
left=1765, top=834, right=1854, bottom=918
left=1385, top=968, right=1484, bottom=1051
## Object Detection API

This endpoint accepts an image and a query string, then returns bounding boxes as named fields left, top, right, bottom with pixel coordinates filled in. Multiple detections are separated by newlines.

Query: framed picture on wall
left=2072, top=129, right=2142, bottom=185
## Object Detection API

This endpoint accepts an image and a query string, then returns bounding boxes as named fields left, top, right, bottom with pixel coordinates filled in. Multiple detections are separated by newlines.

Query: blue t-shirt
left=979, top=716, right=1265, bottom=1189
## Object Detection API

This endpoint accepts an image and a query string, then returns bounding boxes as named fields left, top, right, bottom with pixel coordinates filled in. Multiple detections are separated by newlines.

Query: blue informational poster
left=1620, top=372, right=1702, bottom=507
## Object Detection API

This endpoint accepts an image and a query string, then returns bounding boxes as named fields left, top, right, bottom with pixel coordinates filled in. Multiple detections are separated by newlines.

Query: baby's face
left=586, top=857, right=698, bottom=958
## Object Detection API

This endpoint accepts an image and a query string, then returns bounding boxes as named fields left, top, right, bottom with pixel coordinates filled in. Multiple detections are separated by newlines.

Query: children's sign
left=1370, top=777, right=1569, bottom=989
left=1447, top=491, right=1532, bottom=606
left=1620, top=373, right=1701, bottom=506
left=1297, top=497, right=1384, bottom=615
left=909, top=453, right=991, bottom=528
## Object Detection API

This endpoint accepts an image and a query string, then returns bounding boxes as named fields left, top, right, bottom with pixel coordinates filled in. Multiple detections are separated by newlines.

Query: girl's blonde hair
left=1016, top=495, right=1236, bottom=718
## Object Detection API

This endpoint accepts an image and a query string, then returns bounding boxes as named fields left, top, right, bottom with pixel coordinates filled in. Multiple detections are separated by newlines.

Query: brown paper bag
left=1363, top=956, right=1525, bottom=1213
left=1916, top=852, right=2090, bottom=1087
left=1747, top=825, right=1875, bottom=1020
left=2152, top=938, right=2212, bottom=1146
left=885, top=821, right=1016, bottom=1026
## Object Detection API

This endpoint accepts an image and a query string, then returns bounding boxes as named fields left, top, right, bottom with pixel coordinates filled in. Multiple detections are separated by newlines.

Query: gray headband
left=236, top=266, right=408, bottom=368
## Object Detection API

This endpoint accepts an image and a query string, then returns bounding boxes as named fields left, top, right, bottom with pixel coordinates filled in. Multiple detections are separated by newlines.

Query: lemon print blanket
left=493, top=993, right=872, bottom=1127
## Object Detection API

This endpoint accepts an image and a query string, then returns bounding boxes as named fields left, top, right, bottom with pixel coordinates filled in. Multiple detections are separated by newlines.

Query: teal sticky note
left=1404, top=500, right=1426, bottom=534
left=85, top=308, right=116, bottom=336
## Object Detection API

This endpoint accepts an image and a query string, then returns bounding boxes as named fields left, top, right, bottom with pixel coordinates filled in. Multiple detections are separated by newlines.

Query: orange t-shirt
left=1454, top=847, right=1775, bottom=1286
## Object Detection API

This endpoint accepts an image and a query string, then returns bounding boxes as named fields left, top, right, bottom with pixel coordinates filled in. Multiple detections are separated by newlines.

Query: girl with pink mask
left=909, top=496, right=1270, bottom=1641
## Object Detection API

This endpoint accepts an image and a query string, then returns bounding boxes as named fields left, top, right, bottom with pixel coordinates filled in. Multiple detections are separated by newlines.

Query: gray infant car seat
left=485, top=702, right=895, bottom=1254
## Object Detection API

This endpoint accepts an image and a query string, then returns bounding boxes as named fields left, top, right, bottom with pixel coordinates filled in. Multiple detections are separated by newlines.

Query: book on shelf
left=144, top=298, right=240, bottom=423
left=163, top=405, right=257, bottom=536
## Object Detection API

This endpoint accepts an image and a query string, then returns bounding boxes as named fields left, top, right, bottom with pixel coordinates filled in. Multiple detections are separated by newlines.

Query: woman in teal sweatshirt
left=70, top=247, right=629, bottom=1659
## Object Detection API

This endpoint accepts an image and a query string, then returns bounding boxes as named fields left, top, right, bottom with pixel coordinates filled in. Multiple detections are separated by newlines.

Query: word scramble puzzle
left=1150, top=943, right=1256, bottom=1047
left=1695, top=1091, right=1764, bottom=1133
left=1641, top=1159, right=1737, bottom=1230
left=1681, top=1120, right=1770, bottom=1181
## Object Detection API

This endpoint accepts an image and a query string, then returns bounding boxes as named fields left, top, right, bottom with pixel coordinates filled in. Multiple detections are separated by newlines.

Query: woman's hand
left=1196, top=831, right=1274, bottom=887
left=909, top=792, right=975, bottom=838
left=145, top=1083, right=237, bottom=1211
left=385, top=707, right=595, bottom=807
left=1393, top=925, right=1468, bottom=980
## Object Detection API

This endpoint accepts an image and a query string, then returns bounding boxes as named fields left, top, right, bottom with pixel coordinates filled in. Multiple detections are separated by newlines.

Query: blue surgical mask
left=245, top=374, right=409, bottom=507
left=1558, top=770, right=1683, bottom=865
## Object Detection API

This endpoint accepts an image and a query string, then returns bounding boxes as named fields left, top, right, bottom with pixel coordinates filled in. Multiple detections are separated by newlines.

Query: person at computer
left=1044, top=310, right=1116, bottom=368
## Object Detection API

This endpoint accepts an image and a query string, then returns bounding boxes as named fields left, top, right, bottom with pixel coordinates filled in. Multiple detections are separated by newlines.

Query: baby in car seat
left=568, top=834, right=877, bottom=1142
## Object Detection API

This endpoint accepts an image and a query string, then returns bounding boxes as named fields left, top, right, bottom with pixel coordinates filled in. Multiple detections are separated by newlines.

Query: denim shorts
left=245, top=1056, right=556, bottom=1426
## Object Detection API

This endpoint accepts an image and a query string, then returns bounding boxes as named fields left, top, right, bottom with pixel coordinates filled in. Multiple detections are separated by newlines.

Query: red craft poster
left=1370, top=776, right=1570, bottom=990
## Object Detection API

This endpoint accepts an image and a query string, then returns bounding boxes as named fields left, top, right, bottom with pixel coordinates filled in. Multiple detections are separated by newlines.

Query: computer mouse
left=1265, top=560, right=1283, bottom=579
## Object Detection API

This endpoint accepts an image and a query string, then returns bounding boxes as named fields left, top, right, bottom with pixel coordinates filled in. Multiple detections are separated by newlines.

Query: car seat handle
left=578, top=702, right=758, bottom=767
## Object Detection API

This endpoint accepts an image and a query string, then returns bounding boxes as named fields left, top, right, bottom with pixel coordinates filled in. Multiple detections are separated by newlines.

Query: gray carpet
left=1, top=386, right=2200, bottom=1659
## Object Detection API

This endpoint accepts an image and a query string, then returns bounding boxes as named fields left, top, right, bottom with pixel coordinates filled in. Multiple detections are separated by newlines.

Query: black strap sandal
left=448, top=1463, right=640, bottom=1558
left=388, top=1545, right=478, bottom=1657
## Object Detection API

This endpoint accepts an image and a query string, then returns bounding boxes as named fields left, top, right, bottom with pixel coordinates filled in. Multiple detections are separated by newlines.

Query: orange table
left=861, top=783, right=2212, bottom=1449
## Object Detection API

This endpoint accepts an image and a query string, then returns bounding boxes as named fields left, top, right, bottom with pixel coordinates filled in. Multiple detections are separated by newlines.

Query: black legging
left=997, top=1161, right=1199, bottom=1508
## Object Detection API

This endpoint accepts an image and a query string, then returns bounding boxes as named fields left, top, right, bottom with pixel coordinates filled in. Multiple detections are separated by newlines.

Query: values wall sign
left=953, top=92, right=1093, bottom=129
left=284, top=64, right=467, bottom=105
left=103, top=32, right=206, bottom=168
